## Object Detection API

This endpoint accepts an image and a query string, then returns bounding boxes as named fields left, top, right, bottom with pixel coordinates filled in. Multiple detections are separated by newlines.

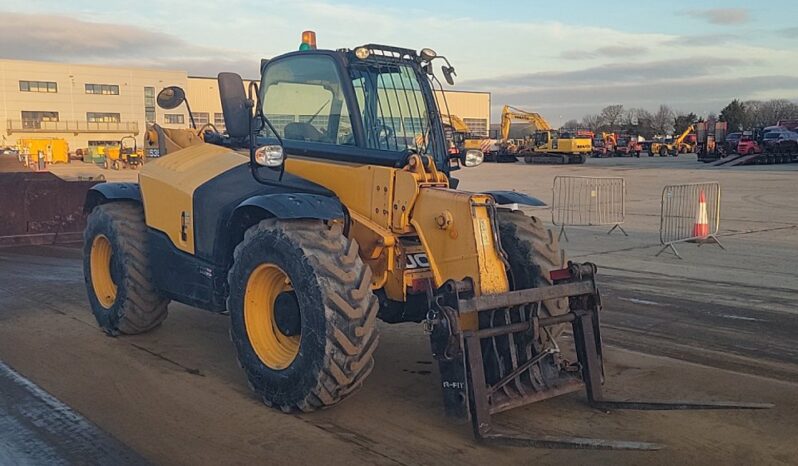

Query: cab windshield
left=349, top=60, right=443, bottom=158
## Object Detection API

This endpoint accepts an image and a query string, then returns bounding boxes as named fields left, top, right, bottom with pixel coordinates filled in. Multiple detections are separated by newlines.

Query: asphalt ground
left=1, top=153, right=796, bottom=464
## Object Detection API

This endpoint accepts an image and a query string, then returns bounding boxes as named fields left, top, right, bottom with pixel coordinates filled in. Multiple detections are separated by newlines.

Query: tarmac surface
left=1, top=154, right=797, bottom=465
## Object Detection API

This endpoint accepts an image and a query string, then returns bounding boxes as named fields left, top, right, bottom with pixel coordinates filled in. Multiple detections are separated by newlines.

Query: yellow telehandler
left=82, top=34, right=769, bottom=449
left=650, top=124, right=695, bottom=156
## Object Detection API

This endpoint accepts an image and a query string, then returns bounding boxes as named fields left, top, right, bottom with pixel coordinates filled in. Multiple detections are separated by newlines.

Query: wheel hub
left=243, top=263, right=301, bottom=370
left=274, top=291, right=301, bottom=336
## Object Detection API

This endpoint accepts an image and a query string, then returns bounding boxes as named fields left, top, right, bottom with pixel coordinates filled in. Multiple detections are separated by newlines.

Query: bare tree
left=652, top=105, right=674, bottom=135
left=581, top=114, right=604, bottom=132
left=561, top=119, right=580, bottom=130
left=619, top=108, right=655, bottom=138
left=746, top=99, right=798, bottom=127
left=599, top=104, right=625, bottom=130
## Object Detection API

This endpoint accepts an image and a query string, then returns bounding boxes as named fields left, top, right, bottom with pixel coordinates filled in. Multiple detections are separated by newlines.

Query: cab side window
left=260, top=55, right=354, bottom=146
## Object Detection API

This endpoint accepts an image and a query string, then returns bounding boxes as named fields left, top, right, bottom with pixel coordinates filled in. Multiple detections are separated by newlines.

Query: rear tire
left=83, top=203, right=169, bottom=335
left=227, top=219, right=379, bottom=412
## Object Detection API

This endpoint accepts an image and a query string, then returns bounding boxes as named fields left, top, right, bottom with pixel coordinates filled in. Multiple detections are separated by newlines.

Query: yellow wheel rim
left=244, top=264, right=300, bottom=370
left=90, top=235, right=117, bottom=308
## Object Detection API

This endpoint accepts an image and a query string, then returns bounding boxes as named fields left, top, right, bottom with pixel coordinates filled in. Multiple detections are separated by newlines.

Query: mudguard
left=84, top=182, right=141, bottom=212
left=232, top=192, right=345, bottom=222
left=485, top=190, right=547, bottom=207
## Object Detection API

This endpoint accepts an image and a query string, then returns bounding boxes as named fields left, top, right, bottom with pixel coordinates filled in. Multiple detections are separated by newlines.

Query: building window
left=144, top=87, right=156, bottom=123
left=214, top=112, right=226, bottom=129
left=21, top=111, right=59, bottom=129
left=87, top=112, right=121, bottom=123
left=192, top=112, right=209, bottom=126
left=19, top=80, right=57, bottom=93
left=85, top=83, right=120, bottom=95
left=463, top=118, right=488, bottom=137
left=164, top=114, right=185, bottom=124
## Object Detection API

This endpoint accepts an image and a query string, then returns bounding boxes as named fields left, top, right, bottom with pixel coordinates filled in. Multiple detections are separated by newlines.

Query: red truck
left=737, top=134, right=762, bottom=155
left=614, top=136, right=642, bottom=157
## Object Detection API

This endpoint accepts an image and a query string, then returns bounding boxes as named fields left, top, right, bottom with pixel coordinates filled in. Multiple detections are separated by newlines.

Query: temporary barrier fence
left=656, top=182, right=724, bottom=258
left=551, top=176, right=626, bottom=241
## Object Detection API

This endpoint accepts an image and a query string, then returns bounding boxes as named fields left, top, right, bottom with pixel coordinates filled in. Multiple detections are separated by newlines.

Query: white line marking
left=618, top=297, right=663, bottom=306
left=719, top=314, right=765, bottom=322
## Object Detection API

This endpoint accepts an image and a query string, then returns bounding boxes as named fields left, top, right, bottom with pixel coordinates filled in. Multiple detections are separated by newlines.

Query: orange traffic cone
left=692, top=190, right=710, bottom=238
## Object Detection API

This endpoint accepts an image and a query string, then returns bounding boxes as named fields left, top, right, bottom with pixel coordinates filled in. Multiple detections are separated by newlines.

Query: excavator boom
left=500, top=105, right=552, bottom=140
left=441, top=114, right=470, bottom=133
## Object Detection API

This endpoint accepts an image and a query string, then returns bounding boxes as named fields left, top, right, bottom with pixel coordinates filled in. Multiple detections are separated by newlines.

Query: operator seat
left=284, top=122, right=324, bottom=142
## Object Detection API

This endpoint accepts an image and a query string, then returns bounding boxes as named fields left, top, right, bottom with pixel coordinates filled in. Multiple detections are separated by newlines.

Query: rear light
left=408, top=278, right=432, bottom=294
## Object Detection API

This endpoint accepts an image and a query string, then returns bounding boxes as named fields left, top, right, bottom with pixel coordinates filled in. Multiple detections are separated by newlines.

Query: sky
left=1, top=0, right=797, bottom=125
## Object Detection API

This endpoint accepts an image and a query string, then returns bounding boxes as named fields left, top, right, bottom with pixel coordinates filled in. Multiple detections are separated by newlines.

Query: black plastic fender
left=485, top=190, right=547, bottom=207
left=84, top=182, right=141, bottom=212
left=232, top=192, right=345, bottom=222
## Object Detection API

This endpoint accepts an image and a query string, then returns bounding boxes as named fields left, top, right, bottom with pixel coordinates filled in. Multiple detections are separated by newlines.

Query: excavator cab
left=535, top=131, right=549, bottom=145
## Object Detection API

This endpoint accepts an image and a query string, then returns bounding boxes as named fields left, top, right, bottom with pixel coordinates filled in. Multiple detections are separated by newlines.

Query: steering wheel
left=197, top=123, right=220, bottom=141
left=374, top=125, right=396, bottom=150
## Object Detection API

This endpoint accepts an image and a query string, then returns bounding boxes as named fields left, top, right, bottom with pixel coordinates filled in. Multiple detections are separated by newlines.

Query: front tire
left=497, top=211, right=568, bottom=329
left=478, top=211, right=569, bottom=385
left=228, top=219, right=379, bottom=412
left=83, top=203, right=170, bottom=335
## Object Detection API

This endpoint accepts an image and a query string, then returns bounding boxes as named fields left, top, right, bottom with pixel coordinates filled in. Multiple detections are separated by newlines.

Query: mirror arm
left=184, top=98, right=197, bottom=130
left=248, top=85, right=289, bottom=186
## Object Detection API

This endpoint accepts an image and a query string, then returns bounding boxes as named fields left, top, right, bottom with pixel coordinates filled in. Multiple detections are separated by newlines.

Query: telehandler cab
left=83, top=33, right=770, bottom=450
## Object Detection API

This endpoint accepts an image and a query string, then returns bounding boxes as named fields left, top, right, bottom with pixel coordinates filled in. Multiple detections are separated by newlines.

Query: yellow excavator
left=441, top=114, right=491, bottom=156
left=500, top=105, right=592, bottom=164
left=650, top=124, right=695, bottom=157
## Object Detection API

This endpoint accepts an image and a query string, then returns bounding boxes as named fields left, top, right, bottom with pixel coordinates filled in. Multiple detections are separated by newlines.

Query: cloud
left=777, top=27, right=798, bottom=38
left=0, top=12, right=258, bottom=76
left=2, top=4, right=796, bottom=126
left=681, top=8, right=750, bottom=25
left=663, top=33, right=738, bottom=46
left=463, top=57, right=746, bottom=88
left=486, top=75, right=798, bottom=123
left=461, top=56, right=795, bottom=122
left=560, top=45, right=647, bottom=60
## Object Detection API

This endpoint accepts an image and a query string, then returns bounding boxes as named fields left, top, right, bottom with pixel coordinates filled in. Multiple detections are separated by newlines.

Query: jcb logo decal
left=406, top=252, right=430, bottom=269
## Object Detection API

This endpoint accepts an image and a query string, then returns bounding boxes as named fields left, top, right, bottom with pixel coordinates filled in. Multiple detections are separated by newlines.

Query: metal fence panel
left=552, top=176, right=626, bottom=240
left=657, top=182, right=724, bottom=258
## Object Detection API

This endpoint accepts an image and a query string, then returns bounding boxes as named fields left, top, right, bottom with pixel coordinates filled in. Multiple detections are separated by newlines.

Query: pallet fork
left=428, top=262, right=772, bottom=450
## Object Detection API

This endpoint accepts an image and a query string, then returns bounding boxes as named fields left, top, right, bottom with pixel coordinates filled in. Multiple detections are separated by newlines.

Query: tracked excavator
left=499, top=105, right=592, bottom=164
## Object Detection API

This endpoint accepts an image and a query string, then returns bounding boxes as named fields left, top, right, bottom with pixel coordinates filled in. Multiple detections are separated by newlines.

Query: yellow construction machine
left=650, top=124, right=695, bottom=157
left=81, top=34, right=770, bottom=449
left=499, top=105, right=592, bottom=164
left=441, top=113, right=490, bottom=156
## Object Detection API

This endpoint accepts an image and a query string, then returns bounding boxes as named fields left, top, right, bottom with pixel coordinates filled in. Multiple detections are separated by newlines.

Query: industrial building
left=0, top=58, right=490, bottom=152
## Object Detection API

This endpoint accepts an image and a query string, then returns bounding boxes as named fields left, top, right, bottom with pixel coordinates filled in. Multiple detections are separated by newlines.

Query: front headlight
left=463, top=149, right=484, bottom=167
left=254, top=145, right=284, bottom=167
left=354, top=47, right=370, bottom=60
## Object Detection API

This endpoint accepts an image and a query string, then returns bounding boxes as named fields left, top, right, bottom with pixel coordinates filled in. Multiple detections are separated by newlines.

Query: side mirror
left=442, top=65, right=456, bottom=85
left=157, top=86, right=186, bottom=109
left=218, top=72, right=252, bottom=139
left=461, top=149, right=484, bottom=167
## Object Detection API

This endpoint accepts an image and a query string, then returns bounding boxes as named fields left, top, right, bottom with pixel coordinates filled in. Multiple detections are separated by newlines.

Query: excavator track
left=522, top=153, right=586, bottom=165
